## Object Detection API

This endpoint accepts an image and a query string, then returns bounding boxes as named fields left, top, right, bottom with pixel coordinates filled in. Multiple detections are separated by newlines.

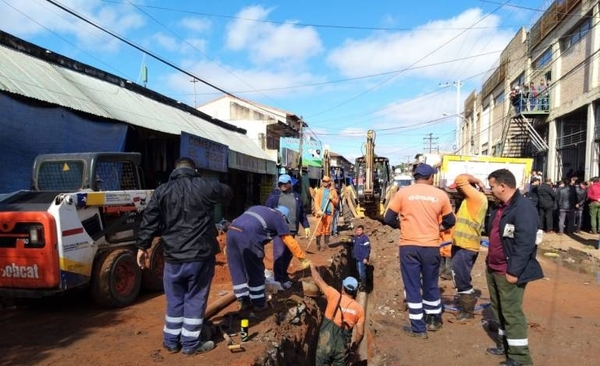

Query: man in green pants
left=485, top=169, right=544, bottom=366
left=587, top=177, right=600, bottom=234
left=310, top=262, right=365, bottom=366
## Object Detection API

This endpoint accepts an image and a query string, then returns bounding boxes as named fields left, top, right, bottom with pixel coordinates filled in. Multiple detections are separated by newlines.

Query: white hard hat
left=394, top=168, right=402, bottom=175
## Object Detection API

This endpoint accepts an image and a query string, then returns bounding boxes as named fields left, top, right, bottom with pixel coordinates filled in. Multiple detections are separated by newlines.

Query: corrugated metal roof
left=0, top=44, right=275, bottom=166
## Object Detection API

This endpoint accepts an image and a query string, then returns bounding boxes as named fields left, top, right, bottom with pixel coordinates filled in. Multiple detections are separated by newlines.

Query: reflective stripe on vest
left=453, top=201, right=486, bottom=251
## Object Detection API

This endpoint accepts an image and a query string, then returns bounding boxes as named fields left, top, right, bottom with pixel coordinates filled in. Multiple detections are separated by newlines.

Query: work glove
left=300, top=258, right=311, bottom=269
left=316, top=210, right=323, bottom=218
left=304, top=228, right=310, bottom=238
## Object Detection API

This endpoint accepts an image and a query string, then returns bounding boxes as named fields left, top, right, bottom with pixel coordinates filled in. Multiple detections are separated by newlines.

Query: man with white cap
left=384, top=163, right=455, bottom=338
left=310, top=262, right=365, bottom=366
left=226, top=205, right=310, bottom=311
left=265, top=174, right=311, bottom=288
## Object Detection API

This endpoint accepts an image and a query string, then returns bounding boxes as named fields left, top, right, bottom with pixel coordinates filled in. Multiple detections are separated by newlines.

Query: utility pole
left=439, top=80, right=462, bottom=152
left=423, top=133, right=439, bottom=153
left=298, top=119, right=304, bottom=177
left=190, top=78, right=198, bottom=108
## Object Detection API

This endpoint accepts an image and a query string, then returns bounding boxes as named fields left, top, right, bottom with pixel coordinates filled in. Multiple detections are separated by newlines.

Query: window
left=560, top=17, right=591, bottom=50
left=533, top=48, right=552, bottom=69
left=513, top=73, right=525, bottom=89
left=494, top=92, right=505, bottom=105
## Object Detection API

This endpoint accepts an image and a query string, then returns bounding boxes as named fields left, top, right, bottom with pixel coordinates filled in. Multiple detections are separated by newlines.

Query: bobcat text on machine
left=0, top=152, right=163, bottom=307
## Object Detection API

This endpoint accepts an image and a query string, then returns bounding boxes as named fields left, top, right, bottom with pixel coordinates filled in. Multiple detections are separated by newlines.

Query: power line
left=102, top=0, right=525, bottom=32
left=169, top=50, right=503, bottom=97
left=122, top=0, right=286, bottom=110
left=305, top=0, right=512, bottom=119
left=423, top=133, right=439, bottom=153
left=44, top=0, right=287, bottom=121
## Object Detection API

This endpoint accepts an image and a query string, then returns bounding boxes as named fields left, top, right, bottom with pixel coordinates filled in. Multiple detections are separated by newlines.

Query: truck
left=346, top=130, right=392, bottom=219
left=0, top=152, right=162, bottom=307
left=420, top=153, right=534, bottom=192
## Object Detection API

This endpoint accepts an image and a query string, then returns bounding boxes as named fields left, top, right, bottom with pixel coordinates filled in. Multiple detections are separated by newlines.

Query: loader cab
left=32, top=152, right=143, bottom=192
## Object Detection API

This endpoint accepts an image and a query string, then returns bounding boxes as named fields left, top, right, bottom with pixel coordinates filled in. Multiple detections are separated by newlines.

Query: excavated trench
left=250, top=249, right=364, bottom=366
left=245, top=219, right=600, bottom=366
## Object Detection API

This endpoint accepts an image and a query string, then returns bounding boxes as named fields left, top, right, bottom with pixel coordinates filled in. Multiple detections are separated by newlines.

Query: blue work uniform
left=226, top=206, right=290, bottom=307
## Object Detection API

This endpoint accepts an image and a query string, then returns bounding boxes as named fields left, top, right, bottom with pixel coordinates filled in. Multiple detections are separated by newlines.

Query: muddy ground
left=1, top=216, right=599, bottom=366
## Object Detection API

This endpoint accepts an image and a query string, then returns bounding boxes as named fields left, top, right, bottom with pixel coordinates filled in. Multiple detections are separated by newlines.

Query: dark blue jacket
left=352, top=234, right=371, bottom=261
left=487, top=191, right=544, bottom=284
left=265, top=189, right=309, bottom=233
left=137, top=167, right=233, bottom=263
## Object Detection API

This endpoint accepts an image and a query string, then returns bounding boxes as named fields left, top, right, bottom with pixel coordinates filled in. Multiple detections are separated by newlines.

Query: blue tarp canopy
left=0, top=93, right=128, bottom=193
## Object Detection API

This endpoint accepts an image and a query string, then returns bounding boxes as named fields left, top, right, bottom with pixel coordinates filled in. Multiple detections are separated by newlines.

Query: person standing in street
left=137, top=157, right=233, bottom=356
left=586, top=177, right=600, bottom=234
left=226, top=205, right=310, bottom=311
left=447, top=173, right=488, bottom=321
left=556, top=179, right=576, bottom=235
left=265, top=174, right=310, bottom=288
left=526, top=177, right=540, bottom=210
left=310, top=262, right=365, bottom=366
left=313, top=176, right=340, bottom=251
left=384, top=163, right=455, bottom=338
left=574, top=180, right=587, bottom=233
left=330, top=181, right=342, bottom=236
left=537, top=178, right=556, bottom=233
left=351, top=225, right=371, bottom=292
left=485, top=169, right=544, bottom=366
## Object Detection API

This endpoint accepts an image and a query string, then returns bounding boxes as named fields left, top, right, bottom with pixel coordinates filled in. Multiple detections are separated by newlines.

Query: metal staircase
left=496, top=113, right=548, bottom=157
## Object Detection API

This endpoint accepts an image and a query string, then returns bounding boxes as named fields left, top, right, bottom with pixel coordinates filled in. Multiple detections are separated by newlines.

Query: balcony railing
left=511, top=96, right=550, bottom=116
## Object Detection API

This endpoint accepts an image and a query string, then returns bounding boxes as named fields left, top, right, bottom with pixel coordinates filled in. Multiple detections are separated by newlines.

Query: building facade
left=463, top=0, right=599, bottom=181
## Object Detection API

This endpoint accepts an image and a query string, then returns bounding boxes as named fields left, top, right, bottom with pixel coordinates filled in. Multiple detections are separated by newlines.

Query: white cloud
left=148, top=32, right=179, bottom=52
left=225, top=5, right=323, bottom=65
left=181, top=38, right=208, bottom=54
left=327, top=8, right=513, bottom=82
left=0, top=0, right=144, bottom=52
left=179, top=17, right=211, bottom=33
left=163, top=59, right=326, bottom=104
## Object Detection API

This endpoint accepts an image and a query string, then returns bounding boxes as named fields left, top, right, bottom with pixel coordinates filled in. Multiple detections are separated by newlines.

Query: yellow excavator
left=343, top=130, right=391, bottom=220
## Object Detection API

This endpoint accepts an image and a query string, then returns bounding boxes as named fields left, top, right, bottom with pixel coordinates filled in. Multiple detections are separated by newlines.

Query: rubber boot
left=425, top=314, right=442, bottom=331
left=439, top=257, right=452, bottom=280
left=486, top=334, right=507, bottom=356
left=359, top=278, right=367, bottom=292
left=456, top=293, right=476, bottom=321
left=316, top=236, right=322, bottom=251
left=324, top=235, right=331, bottom=248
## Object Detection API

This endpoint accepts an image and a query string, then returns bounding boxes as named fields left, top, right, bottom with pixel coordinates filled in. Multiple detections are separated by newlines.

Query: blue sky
left=0, top=0, right=550, bottom=166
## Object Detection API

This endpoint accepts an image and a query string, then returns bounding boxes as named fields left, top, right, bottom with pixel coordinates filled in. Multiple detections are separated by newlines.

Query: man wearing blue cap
left=226, top=205, right=310, bottom=311
left=385, top=163, right=455, bottom=338
left=310, top=262, right=365, bottom=366
left=265, top=174, right=311, bottom=288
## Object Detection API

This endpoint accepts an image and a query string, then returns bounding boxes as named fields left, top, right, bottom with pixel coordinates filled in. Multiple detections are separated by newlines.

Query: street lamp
left=439, top=81, right=462, bottom=153
left=442, top=112, right=465, bottom=153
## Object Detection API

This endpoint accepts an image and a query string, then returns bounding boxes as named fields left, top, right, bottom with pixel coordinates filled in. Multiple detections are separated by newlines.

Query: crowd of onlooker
left=509, top=78, right=549, bottom=114
left=525, top=170, right=600, bottom=235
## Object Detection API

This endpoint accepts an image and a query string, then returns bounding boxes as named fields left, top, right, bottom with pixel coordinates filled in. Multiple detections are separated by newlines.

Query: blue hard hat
left=278, top=174, right=292, bottom=184
left=275, top=205, right=290, bottom=223
left=343, top=276, right=358, bottom=292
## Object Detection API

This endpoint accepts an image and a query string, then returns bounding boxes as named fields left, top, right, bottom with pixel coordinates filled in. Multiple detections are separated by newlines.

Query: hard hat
left=275, top=206, right=290, bottom=223
left=394, top=168, right=402, bottom=175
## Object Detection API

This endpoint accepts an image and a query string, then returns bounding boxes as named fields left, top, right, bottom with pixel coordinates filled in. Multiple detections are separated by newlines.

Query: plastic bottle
left=240, top=319, right=249, bottom=342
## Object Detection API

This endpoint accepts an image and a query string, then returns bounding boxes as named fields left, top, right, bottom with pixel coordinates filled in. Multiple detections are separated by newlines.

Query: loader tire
left=92, top=249, right=141, bottom=308
left=142, top=237, right=164, bottom=292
